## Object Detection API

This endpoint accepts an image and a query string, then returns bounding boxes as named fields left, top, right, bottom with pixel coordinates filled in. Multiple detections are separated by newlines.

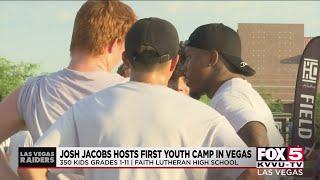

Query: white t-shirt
left=17, top=68, right=126, bottom=180
left=210, top=78, right=284, bottom=147
left=18, top=68, right=126, bottom=141
left=8, top=131, right=32, bottom=174
left=35, top=81, right=247, bottom=180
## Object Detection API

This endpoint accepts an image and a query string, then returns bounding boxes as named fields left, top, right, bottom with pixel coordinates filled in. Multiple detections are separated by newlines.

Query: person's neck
left=206, top=73, right=242, bottom=99
left=68, top=51, right=111, bottom=72
left=130, top=72, right=169, bottom=86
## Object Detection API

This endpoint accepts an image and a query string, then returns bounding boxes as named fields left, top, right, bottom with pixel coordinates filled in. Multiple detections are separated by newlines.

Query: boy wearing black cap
left=19, top=18, right=258, bottom=180
left=185, top=23, right=284, bottom=147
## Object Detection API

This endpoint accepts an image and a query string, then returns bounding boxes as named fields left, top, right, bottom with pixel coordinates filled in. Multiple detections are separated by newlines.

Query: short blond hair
left=70, top=0, right=136, bottom=56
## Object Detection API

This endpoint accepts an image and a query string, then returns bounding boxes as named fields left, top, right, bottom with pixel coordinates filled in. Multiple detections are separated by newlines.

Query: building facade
left=238, top=23, right=305, bottom=103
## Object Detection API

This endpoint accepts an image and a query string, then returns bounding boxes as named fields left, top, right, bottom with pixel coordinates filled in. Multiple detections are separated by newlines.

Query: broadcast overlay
left=18, top=147, right=304, bottom=176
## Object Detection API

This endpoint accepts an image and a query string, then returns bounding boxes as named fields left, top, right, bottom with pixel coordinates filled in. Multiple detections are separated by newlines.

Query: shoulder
left=171, top=93, right=225, bottom=121
left=19, top=70, right=66, bottom=99
left=109, top=73, right=127, bottom=82
left=22, top=70, right=65, bottom=89
left=23, top=74, right=46, bottom=87
left=19, top=74, right=48, bottom=101
left=211, top=89, right=248, bottom=109
left=71, top=82, right=124, bottom=109
left=18, top=70, right=67, bottom=109
left=211, top=79, right=256, bottom=106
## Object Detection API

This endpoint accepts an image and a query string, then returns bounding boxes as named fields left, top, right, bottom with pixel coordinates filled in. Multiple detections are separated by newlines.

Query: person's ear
left=208, top=50, right=219, bottom=67
left=170, top=55, right=180, bottom=72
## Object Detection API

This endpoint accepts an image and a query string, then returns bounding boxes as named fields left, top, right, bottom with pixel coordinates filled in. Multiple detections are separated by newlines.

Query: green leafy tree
left=257, top=88, right=284, bottom=113
left=0, top=57, right=39, bottom=101
left=199, top=95, right=210, bottom=105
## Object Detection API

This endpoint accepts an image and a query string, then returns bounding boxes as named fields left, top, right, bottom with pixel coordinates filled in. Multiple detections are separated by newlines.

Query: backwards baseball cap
left=125, top=17, right=179, bottom=64
left=185, top=23, right=255, bottom=76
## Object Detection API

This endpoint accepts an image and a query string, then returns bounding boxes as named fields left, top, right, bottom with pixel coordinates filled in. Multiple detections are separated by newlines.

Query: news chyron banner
left=292, top=36, right=320, bottom=158
left=19, top=147, right=304, bottom=176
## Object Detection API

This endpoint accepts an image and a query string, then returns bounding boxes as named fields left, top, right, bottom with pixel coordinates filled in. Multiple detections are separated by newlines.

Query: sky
left=0, top=1, right=319, bottom=73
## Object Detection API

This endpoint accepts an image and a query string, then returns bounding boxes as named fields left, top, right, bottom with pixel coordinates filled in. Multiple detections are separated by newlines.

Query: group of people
left=0, top=1, right=284, bottom=180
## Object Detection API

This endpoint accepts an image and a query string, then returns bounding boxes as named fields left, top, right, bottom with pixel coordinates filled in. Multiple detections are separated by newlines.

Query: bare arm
left=0, top=88, right=26, bottom=179
left=237, top=121, right=269, bottom=147
left=0, top=88, right=25, bottom=143
left=0, top=151, right=18, bottom=180
left=18, top=168, right=47, bottom=180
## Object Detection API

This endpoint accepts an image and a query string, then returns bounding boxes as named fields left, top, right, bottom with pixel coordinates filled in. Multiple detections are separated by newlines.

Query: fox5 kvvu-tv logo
left=256, top=147, right=304, bottom=176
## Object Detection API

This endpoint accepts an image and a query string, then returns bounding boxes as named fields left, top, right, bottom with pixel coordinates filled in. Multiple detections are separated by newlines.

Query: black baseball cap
left=125, top=17, right=179, bottom=64
left=185, top=23, right=255, bottom=76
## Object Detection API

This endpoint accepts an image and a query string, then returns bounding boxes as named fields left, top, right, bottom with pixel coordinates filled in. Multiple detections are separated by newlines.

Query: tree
left=257, top=88, right=284, bottom=113
left=199, top=95, right=210, bottom=105
left=0, top=57, right=39, bottom=101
